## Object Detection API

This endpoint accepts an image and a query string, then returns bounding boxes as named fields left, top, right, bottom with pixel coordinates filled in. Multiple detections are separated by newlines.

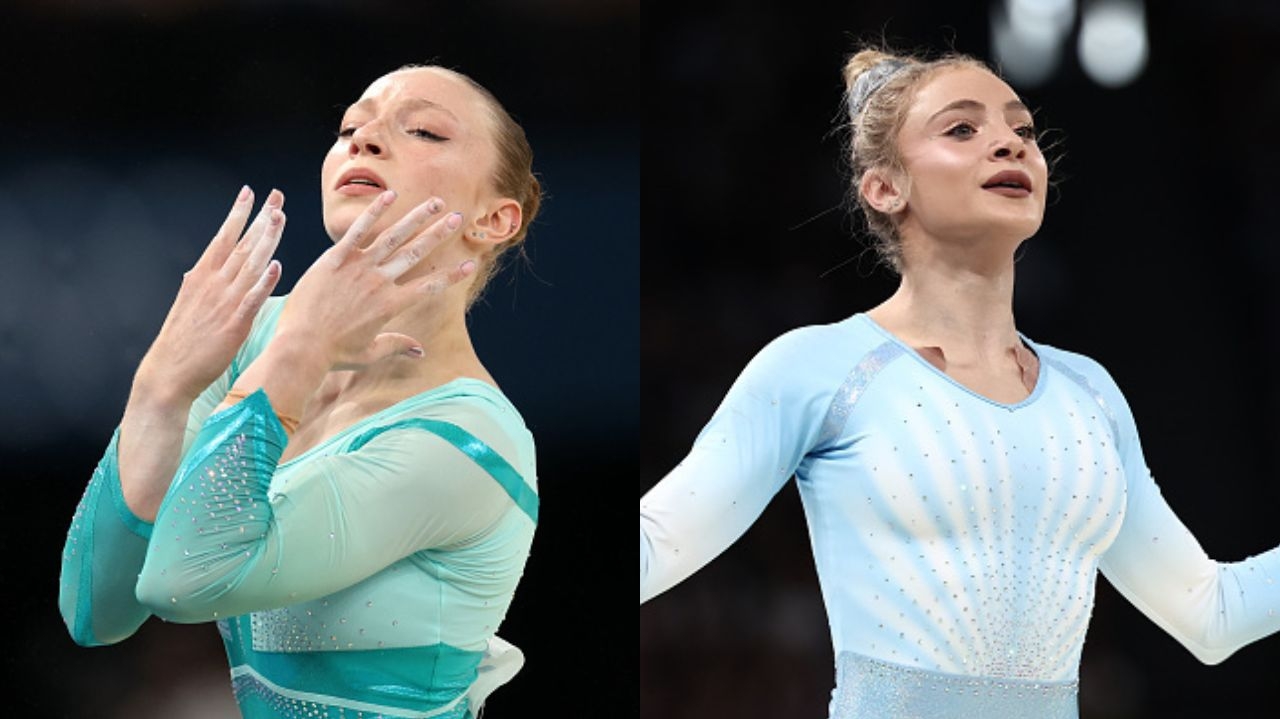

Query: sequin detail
left=817, top=341, right=904, bottom=448
left=830, top=652, right=1078, bottom=719
left=1041, top=357, right=1120, bottom=443
left=231, top=668, right=471, bottom=719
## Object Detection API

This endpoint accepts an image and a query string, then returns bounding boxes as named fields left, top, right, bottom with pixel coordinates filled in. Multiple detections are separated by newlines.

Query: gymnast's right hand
left=133, top=186, right=286, bottom=404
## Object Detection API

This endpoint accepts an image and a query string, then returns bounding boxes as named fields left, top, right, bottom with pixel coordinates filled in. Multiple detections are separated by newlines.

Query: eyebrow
left=349, top=96, right=460, bottom=122
left=927, top=98, right=1031, bottom=124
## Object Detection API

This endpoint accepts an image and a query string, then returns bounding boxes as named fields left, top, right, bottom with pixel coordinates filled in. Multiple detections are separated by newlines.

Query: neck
left=869, top=241, right=1020, bottom=357
left=319, top=292, right=490, bottom=403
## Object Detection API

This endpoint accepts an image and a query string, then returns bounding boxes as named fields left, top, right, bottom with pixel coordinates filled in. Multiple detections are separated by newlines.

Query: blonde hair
left=843, top=48, right=988, bottom=272
left=397, top=65, right=542, bottom=307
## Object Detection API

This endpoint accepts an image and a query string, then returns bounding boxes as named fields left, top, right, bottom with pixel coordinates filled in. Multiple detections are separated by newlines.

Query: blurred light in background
left=992, top=2, right=1067, bottom=88
left=1078, top=0, right=1149, bottom=88
left=992, top=0, right=1148, bottom=89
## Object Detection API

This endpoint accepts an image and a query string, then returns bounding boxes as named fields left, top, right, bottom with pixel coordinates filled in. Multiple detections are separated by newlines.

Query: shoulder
left=349, top=380, right=536, bottom=485
left=1032, top=340, right=1125, bottom=399
left=740, top=314, right=891, bottom=390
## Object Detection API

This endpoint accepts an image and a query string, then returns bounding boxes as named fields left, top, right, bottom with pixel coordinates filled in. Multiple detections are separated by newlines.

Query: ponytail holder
left=847, top=59, right=908, bottom=118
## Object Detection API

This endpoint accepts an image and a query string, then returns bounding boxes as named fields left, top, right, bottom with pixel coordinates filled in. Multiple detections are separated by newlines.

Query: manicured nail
left=238, top=185, right=251, bottom=202
left=381, top=190, right=397, bottom=205
left=459, top=260, right=476, bottom=275
left=406, top=346, right=425, bottom=358
left=427, top=197, right=444, bottom=213
left=446, top=212, right=463, bottom=230
left=267, top=189, right=283, bottom=207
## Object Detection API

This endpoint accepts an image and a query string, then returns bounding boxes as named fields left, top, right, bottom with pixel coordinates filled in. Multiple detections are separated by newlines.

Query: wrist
left=230, top=337, right=330, bottom=419
left=127, top=374, right=197, bottom=418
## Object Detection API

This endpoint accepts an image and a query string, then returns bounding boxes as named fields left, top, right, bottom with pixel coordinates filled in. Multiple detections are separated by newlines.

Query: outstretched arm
left=641, top=331, right=829, bottom=603
left=1095, top=364, right=1280, bottom=664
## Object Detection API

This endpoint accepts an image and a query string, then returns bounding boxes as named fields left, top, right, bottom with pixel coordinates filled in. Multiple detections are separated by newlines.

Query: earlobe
left=467, top=198, right=523, bottom=247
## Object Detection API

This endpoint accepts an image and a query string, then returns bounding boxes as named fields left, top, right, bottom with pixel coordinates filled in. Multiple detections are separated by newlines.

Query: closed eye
left=337, top=127, right=357, bottom=138
left=410, top=128, right=449, bottom=142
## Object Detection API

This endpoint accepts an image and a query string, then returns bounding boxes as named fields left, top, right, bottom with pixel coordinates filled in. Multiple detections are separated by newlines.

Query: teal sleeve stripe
left=72, top=477, right=101, bottom=647
left=348, top=419, right=538, bottom=524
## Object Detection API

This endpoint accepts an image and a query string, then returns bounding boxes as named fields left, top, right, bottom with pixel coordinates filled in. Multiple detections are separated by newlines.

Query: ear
left=465, top=197, right=523, bottom=248
left=860, top=167, right=906, bottom=214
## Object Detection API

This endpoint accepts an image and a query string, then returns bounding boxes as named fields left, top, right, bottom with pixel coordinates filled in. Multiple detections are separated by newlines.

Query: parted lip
left=335, top=167, right=387, bottom=191
left=982, top=169, right=1033, bottom=192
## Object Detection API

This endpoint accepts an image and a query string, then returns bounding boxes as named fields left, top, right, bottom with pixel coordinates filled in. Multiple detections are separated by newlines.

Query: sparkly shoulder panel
left=816, top=341, right=905, bottom=449
left=1040, top=356, right=1121, bottom=445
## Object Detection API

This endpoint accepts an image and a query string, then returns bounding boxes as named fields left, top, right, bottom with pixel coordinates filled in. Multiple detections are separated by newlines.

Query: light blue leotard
left=61, top=297, right=538, bottom=719
left=640, top=313, right=1280, bottom=719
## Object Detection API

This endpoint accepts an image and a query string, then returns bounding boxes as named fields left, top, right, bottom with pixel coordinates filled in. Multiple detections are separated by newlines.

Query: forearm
left=137, top=390, right=288, bottom=621
left=60, top=429, right=155, bottom=645
left=117, top=378, right=197, bottom=522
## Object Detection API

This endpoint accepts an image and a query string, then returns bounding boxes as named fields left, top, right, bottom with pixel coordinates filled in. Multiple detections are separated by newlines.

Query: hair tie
left=847, top=58, right=909, bottom=118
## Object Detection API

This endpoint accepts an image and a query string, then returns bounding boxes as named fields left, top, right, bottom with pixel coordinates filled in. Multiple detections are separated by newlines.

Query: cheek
left=320, top=143, right=346, bottom=179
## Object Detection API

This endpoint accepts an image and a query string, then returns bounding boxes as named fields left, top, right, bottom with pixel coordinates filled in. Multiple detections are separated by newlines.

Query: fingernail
left=446, top=212, right=463, bottom=230
left=460, top=260, right=476, bottom=274
left=270, top=209, right=284, bottom=225
left=238, top=185, right=251, bottom=202
left=406, top=346, right=425, bottom=358
left=267, top=189, right=283, bottom=207
left=427, top=198, right=444, bottom=213
left=381, top=190, right=397, bottom=205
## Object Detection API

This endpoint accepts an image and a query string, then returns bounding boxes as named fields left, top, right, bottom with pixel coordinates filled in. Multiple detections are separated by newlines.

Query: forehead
left=907, top=66, right=1026, bottom=121
left=354, top=68, right=488, bottom=124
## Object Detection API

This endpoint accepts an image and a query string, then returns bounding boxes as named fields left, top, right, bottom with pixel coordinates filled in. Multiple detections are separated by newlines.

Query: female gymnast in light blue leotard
left=640, top=47, right=1280, bottom=719
left=61, top=65, right=540, bottom=719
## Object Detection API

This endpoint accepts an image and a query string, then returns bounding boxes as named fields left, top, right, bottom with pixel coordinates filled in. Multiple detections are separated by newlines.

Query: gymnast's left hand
left=274, top=190, right=475, bottom=369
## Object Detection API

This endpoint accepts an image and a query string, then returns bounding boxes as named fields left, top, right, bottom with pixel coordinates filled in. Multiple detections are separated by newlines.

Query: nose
left=991, top=127, right=1026, bottom=160
left=347, top=121, right=386, bottom=158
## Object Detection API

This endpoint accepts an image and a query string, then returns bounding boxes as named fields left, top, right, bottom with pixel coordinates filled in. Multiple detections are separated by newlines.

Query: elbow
left=58, top=583, right=101, bottom=648
left=134, top=572, right=212, bottom=624
left=1186, top=641, right=1237, bottom=666
left=60, top=608, right=101, bottom=648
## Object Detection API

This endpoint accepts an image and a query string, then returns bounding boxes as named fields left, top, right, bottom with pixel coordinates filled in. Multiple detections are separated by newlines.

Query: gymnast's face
left=321, top=67, right=500, bottom=251
left=892, top=66, right=1048, bottom=248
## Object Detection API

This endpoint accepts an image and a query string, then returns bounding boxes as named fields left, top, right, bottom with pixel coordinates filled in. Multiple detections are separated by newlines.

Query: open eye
left=943, top=121, right=977, bottom=139
left=1014, top=124, right=1038, bottom=141
left=336, top=126, right=357, bottom=138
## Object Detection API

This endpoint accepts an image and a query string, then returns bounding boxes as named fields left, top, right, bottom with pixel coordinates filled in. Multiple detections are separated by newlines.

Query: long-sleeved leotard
left=640, top=313, right=1280, bottom=719
left=61, top=296, right=539, bottom=719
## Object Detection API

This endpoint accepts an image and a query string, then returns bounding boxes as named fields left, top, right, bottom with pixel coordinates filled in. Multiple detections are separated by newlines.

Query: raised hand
left=274, top=190, right=475, bottom=370
left=134, top=186, right=286, bottom=403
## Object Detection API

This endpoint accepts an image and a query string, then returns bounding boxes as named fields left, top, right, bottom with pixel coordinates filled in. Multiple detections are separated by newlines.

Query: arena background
left=642, top=2, right=1280, bottom=718
left=0, top=2, right=637, bottom=717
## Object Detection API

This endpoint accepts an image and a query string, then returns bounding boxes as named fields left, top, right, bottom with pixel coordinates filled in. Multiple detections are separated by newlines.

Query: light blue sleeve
left=1090, top=360, right=1280, bottom=664
left=58, top=366, right=232, bottom=646
left=134, top=389, right=520, bottom=623
left=640, top=329, right=837, bottom=604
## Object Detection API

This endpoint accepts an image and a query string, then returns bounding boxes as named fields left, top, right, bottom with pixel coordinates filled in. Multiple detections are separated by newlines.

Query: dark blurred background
left=0, top=1, right=637, bottom=717
left=643, top=1, right=1280, bottom=718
